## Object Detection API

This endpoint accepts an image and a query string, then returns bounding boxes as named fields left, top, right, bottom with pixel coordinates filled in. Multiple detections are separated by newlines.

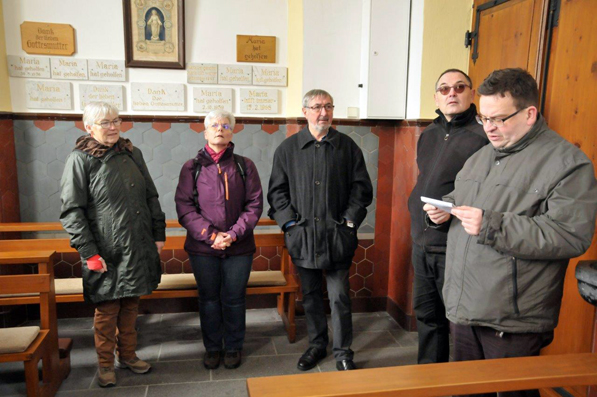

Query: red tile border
left=152, top=122, right=171, bottom=133
left=261, top=124, right=279, bottom=134
left=34, top=120, right=55, bottom=131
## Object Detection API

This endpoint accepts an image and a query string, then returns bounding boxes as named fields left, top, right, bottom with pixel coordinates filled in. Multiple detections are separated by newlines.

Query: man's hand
left=423, top=203, right=451, bottom=225
left=155, top=241, right=165, bottom=254
left=451, top=206, right=483, bottom=236
left=212, top=232, right=233, bottom=250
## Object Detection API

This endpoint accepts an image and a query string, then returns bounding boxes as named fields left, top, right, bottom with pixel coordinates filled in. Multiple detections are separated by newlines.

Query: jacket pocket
left=284, top=219, right=307, bottom=260
left=511, top=257, right=520, bottom=315
left=331, top=221, right=358, bottom=262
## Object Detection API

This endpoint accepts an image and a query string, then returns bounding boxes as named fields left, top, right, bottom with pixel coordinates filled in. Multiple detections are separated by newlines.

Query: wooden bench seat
left=0, top=220, right=298, bottom=343
left=246, top=353, right=597, bottom=397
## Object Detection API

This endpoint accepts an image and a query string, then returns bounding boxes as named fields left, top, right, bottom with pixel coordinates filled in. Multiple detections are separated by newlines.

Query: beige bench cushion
left=247, top=271, right=287, bottom=286
left=156, top=271, right=287, bottom=290
left=55, top=278, right=83, bottom=294
left=0, top=326, right=40, bottom=354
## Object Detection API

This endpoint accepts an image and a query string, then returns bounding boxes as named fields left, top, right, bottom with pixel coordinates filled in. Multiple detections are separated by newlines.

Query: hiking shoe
left=97, top=366, right=116, bottom=387
left=204, top=351, right=221, bottom=370
left=224, top=351, right=242, bottom=369
left=115, top=356, right=151, bottom=374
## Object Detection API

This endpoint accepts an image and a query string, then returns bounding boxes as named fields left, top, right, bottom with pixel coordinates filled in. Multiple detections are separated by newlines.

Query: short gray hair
left=302, top=89, right=333, bottom=108
left=83, top=102, right=120, bottom=128
left=204, top=109, right=235, bottom=130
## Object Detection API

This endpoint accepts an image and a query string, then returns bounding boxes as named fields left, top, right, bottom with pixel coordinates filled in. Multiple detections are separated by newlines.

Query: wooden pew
left=246, top=353, right=597, bottom=397
left=0, top=220, right=298, bottom=343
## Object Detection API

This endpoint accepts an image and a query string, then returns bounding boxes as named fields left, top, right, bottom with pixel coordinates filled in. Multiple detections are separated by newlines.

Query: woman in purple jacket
left=175, top=109, right=263, bottom=370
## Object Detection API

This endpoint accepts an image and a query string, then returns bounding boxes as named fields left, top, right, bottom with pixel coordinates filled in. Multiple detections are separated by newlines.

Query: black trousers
left=451, top=322, right=554, bottom=397
left=412, top=243, right=450, bottom=364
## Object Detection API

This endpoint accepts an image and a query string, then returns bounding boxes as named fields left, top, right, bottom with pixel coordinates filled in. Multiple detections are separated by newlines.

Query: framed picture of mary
left=123, top=0, right=185, bottom=69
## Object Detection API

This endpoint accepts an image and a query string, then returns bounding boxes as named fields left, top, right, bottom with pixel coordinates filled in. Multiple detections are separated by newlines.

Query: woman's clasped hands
left=211, top=231, right=233, bottom=250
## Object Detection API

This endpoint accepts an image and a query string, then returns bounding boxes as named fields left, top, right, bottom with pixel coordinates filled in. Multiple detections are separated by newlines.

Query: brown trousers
left=94, top=296, right=140, bottom=367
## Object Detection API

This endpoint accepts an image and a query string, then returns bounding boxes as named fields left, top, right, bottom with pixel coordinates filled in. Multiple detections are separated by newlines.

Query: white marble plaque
left=218, top=64, right=252, bottom=85
left=7, top=55, right=50, bottom=78
left=79, top=84, right=124, bottom=110
left=26, top=80, right=72, bottom=109
left=240, top=88, right=278, bottom=114
left=253, top=66, right=287, bottom=86
left=88, top=59, right=126, bottom=82
left=51, top=58, right=88, bottom=80
left=131, top=83, right=185, bottom=111
left=187, top=63, right=218, bottom=84
left=193, top=87, right=233, bottom=113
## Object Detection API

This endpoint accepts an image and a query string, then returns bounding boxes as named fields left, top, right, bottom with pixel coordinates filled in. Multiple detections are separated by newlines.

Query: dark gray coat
left=60, top=137, right=166, bottom=304
left=267, top=127, right=373, bottom=269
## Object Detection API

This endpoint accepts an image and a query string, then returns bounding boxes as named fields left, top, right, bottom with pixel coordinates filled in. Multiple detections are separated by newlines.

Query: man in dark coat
left=407, top=69, right=488, bottom=364
left=268, top=89, right=373, bottom=371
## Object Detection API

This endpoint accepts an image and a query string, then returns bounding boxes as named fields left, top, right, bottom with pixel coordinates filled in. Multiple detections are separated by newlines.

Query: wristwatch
left=345, top=220, right=355, bottom=228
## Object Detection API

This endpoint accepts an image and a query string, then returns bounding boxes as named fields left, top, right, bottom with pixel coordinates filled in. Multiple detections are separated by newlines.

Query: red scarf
left=205, top=143, right=230, bottom=163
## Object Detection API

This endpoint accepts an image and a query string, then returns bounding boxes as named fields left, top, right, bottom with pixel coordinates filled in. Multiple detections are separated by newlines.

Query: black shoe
left=203, top=351, right=221, bottom=370
left=224, top=351, right=242, bottom=369
left=336, top=359, right=356, bottom=371
left=297, top=347, right=327, bottom=371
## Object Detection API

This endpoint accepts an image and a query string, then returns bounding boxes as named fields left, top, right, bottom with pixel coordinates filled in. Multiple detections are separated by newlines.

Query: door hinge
left=464, top=30, right=477, bottom=48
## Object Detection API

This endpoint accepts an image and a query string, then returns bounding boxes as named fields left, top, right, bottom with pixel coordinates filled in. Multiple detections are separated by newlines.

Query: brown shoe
left=97, top=366, right=116, bottom=387
left=204, top=351, right=221, bottom=369
left=224, top=351, right=242, bottom=369
left=115, top=356, right=151, bottom=374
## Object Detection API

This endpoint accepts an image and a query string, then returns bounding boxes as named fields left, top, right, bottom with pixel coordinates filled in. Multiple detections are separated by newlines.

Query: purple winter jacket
left=175, top=144, right=263, bottom=257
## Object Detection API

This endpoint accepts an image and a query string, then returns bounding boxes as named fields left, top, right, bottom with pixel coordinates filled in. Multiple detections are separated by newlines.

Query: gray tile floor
left=0, top=309, right=418, bottom=397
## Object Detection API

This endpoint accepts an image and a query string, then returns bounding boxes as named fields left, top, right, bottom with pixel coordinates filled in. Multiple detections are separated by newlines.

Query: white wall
left=3, top=0, right=288, bottom=116
left=302, top=0, right=362, bottom=119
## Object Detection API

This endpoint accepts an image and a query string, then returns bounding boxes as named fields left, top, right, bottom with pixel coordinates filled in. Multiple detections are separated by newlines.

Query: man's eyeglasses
left=476, top=108, right=523, bottom=128
left=436, top=84, right=470, bottom=96
left=210, top=123, right=232, bottom=130
left=305, top=104, right=335, bottom=112
left=95, top=118, right=122, bottom=129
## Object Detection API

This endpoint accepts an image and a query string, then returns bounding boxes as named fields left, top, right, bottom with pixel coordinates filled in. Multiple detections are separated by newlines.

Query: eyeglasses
left=305, top=104, right=335, bottom=112
left=476, top=108, right=523, bottom=128
left=95, top=118, right=122, bottom=129
left=210, top=123, right=232, bottom=130
left=436, top=84, right=470, bottom=96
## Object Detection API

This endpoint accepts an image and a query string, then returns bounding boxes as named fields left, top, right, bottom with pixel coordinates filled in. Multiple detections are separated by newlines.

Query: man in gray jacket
left=268, top=89, right=373, bottom=372
left=426, top=68, right=597, bottom=397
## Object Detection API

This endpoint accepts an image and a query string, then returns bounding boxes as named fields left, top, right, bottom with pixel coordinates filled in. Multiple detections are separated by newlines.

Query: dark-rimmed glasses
left=95, top=118, right=122, bottom=129
left=305, top=104, right=335, bottom=112
left=436, top=84, right=470, bottom=96
left=476, top=108, right=523, bottom=128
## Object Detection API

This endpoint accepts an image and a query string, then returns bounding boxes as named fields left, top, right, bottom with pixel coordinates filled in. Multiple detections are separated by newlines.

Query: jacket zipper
left=216, top=163, right=229, bottom=201
left=511, top=257, right=520, bottom=315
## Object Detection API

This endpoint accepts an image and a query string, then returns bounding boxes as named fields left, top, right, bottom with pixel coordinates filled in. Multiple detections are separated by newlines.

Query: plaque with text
left=21, top=21, right=75, bottom=56
left=7, top=55, right=51, bottom=78
left=26, top=80, right=72, bottom=110
left=236, top=35, right=276, bottom=63
left=80, top=84, right=124, bottom=110
left=218, top=64, right=252, bottom=85
left=88, top=60, right=126, bottom=82
left=240, top=88, right=278, bottom=114
left=51, top=58, right=88, bottom=80
left=187, top=63, right=218, bottom=84
left=131, top=83, right=185, bottom=111
left=193, top=87, right=233, bottom=113
left=253, top=66, right=287, bottom=86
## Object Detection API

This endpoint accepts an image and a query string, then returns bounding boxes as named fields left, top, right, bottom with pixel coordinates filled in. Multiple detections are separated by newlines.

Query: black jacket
left=407, top=105, right=488, bottom=252
left=267, top=127, right=373, bottom=269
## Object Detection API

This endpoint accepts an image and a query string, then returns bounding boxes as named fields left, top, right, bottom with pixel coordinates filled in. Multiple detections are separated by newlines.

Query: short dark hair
left=477, top=68, right=539, bottom=109
left=435, top=68, right=472, bottom=90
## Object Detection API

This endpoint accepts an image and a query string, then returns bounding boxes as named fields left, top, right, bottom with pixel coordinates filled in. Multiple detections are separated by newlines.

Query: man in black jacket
left=268, top=89, right=373, bottom=372
left=407, top=69, right=488, bottom=364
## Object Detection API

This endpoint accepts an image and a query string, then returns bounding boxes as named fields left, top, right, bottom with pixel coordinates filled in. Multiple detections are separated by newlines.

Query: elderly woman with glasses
left=60, top=102, right=166, bottom=387
left=175, top=109, right=263, bottom=370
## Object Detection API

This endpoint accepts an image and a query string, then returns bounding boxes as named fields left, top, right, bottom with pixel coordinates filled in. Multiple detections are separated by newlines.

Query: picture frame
left=123, top=0, right=185, bottom=69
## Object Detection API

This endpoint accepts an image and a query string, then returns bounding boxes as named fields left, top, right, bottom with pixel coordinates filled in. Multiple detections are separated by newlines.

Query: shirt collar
left=298, top=127, right=339, bottom=149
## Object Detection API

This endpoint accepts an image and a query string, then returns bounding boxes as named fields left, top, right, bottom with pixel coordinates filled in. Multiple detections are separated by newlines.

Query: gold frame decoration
left=123, top=0, right=185, bottom=69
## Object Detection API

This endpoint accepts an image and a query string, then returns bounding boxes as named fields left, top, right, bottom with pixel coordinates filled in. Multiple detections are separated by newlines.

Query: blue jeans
left=189, top=254, right=253, bottom=352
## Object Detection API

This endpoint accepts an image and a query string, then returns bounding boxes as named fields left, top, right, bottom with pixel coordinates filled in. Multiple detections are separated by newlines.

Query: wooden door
left=467, top=0, right=548, bottom=93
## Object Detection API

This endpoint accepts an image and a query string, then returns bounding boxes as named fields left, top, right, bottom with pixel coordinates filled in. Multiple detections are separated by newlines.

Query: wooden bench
left=246, top=353, right=597, bottom=397
left=0, top=220, right=299, bottom=343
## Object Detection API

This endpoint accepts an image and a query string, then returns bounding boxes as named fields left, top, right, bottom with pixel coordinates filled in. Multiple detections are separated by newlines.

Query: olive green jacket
left=60, top=137, right=166, bottom=304
left=443, top=116, right=597, bottom=333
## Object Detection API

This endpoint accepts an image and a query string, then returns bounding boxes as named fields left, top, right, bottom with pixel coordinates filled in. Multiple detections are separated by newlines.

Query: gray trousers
left=296, top=266, right=353, bottom=361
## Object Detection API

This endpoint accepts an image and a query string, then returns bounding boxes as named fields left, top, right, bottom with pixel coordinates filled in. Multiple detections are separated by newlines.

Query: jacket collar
left=298, top=126, right=339, bottom=149
left=74, top=135, right=133, bottom=158
left=195, top=142, right=236, bottom=166
left=434, top=103, right=478, bottom=129
left=494, top=114, right=547, bottom=158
